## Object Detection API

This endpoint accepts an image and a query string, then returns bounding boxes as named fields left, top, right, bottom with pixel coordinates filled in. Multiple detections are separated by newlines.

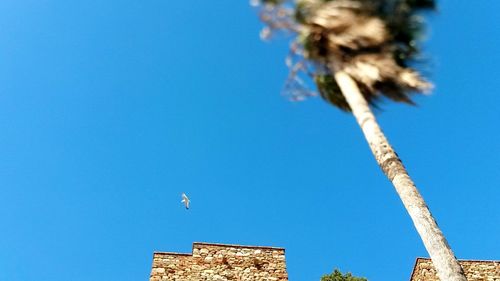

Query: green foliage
left=314, top=74, right=351, bottom=112
left=382, top=0, right=436, bottom=64
left=321, top=269, right=368, bottom=281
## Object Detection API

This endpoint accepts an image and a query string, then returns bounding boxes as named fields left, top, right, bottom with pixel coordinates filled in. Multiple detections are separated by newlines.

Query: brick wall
left=410, top=258, right=500, bottom=281
left=149, top=242, right=288, bottom=281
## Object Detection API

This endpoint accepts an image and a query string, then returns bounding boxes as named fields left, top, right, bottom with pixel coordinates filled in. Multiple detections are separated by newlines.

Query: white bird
left=181, top=193, right=190, bottom=209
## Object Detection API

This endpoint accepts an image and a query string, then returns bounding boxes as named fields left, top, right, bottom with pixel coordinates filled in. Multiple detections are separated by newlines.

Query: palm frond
left=254, top=0, right=436, bottom=110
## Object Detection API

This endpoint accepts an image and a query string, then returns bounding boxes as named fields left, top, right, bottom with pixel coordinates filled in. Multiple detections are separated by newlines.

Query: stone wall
left=149, top=242, right=288, bottom=281
left=410, top=258, right=500, bottom=281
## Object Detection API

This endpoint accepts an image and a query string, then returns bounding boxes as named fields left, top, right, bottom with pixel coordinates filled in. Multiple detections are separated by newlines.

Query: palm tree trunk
left=334, top=71, right=467, bottom=281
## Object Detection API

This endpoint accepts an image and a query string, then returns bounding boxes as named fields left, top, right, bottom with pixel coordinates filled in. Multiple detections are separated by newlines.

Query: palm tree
left=253, top=0, right=467, bottom=280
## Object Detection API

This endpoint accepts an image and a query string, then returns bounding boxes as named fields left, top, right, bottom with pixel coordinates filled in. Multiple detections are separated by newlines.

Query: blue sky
left=0, top=1, right=499, bottom=280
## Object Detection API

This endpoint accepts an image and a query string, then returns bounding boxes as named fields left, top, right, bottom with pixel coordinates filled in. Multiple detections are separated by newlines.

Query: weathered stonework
left=149, top=242, right=288, bottom=281
left=410, top=258, right=500, bottom=281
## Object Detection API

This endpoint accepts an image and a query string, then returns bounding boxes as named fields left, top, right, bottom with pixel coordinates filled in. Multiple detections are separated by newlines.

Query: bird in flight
left=181, top=193, right=190, bottom=209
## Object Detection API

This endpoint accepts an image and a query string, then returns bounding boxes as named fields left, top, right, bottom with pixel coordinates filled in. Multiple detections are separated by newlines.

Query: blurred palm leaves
left=254, top=0, right=436, bottom=111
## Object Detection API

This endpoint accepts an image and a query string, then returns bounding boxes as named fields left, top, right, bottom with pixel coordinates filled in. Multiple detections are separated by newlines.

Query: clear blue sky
left=1, top=1, right=499, bottom=280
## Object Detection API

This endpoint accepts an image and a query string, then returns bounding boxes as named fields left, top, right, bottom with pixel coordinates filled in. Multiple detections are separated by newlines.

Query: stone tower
left=149, top=242, right=288, bottom=281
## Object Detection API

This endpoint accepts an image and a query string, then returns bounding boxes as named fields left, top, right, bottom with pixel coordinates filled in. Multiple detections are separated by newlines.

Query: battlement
left=410, top=258, right=500, bottom=281
left=149, top=242, right=288, bottom=281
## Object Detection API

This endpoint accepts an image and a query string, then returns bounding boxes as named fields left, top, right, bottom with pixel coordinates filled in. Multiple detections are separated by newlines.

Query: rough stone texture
left=149, top=242, right=288, bottom=281
left=410, top=258, right=500, bottom=281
